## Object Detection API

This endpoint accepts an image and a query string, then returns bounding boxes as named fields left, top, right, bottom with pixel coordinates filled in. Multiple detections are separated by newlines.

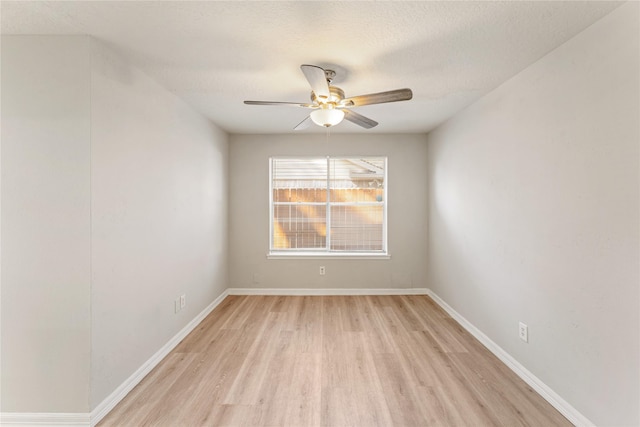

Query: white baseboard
left=0, top=412, right=90, bottom=426
left=89, top=289, right=230, bottom=426
left=227, top=287, right=429, bottom=296
left=426, top=289, right=594, bottom=427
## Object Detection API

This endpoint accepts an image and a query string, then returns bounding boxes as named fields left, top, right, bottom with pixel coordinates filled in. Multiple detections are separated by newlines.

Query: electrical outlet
left=319, top=266, right=326, bottom=275
left=519, top=322, right=528, bottom=343
left=175, top=297, right=181, bottom=313
left=180, top=294, right=186, bottom=309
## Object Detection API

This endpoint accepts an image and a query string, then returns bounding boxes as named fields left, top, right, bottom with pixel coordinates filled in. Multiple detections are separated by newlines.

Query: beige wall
left=229, top=133, right=428, bottom=291
left=1, top=36, right=92, bottom=413
left=89, top=40, right=229, bottom=407
left=426, top=3, right=639, bottom=425
left=1, top=36, right=230, bottom=413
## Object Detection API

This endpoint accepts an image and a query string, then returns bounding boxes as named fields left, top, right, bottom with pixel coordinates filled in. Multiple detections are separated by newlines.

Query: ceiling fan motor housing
left=311, top=86, right=345, bottom=105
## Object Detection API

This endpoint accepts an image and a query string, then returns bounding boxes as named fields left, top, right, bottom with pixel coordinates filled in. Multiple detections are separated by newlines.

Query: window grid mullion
left=325, top=156, right=331, bottom=252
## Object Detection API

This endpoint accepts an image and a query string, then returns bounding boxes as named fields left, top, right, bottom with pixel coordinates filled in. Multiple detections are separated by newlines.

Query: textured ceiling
left=1, top=1, right=622, bottom=134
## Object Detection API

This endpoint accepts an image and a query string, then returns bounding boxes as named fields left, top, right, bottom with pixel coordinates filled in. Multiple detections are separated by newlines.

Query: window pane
left=330, top=204, right=384, bottom=251
left=273, top=204, right=326, bottom=249
left=272, top=158, right=327, bottom=250
left=329, top=158, right=385, bottom=251
left=329, top=158, right=385, bottom=202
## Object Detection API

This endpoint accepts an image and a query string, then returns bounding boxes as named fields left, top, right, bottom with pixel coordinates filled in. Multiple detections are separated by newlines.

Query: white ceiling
left=1, top=1, right=622, bottom=134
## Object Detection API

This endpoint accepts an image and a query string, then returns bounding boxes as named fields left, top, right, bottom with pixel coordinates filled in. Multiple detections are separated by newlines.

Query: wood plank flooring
left=98, top=295, right=572, bottom=426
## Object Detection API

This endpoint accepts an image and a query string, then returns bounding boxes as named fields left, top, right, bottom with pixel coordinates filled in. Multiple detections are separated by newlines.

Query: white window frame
left=268, top=156, right=389, bottom=259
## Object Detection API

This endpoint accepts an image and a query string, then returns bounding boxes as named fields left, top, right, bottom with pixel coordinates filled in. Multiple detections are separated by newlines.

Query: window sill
left=267, top=252, right=391, bottom=260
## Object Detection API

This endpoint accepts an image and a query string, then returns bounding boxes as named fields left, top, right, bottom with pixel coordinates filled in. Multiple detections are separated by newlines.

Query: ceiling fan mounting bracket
left=324, top=69, right=336, bottom=83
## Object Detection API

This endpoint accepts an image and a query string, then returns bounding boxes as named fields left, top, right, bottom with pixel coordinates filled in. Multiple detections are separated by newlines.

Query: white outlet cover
left=519, top=322, right=528, bottom=342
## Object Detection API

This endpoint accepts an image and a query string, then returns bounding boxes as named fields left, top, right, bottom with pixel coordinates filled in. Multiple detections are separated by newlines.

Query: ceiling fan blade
left=343, top=109, right=378, bottom=129
left=300, top=64, right=330, bottom=100
left=343, top=88, right=413, bottom=107
left=244, top=100, right=314, bottom=108
left=294, top=115, right=312, bottom=131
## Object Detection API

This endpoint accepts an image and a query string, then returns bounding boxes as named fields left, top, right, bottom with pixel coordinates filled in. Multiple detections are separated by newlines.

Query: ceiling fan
left=244, top=64, right=413, bottom=130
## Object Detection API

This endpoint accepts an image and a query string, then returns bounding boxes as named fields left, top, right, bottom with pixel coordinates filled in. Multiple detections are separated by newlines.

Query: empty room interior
left=1, top=1, right=638, bottom=426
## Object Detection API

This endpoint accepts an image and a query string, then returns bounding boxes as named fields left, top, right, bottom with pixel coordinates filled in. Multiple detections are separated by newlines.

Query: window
left=269, top=157, right=387, bottom=256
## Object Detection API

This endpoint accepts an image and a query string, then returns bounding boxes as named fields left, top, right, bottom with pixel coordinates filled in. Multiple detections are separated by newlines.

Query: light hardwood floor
left=98, top=295, right=572, bottom=426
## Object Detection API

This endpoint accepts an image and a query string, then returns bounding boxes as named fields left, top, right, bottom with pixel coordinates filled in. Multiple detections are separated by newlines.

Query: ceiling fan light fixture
left=310, top=108, right=345, bottom=127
